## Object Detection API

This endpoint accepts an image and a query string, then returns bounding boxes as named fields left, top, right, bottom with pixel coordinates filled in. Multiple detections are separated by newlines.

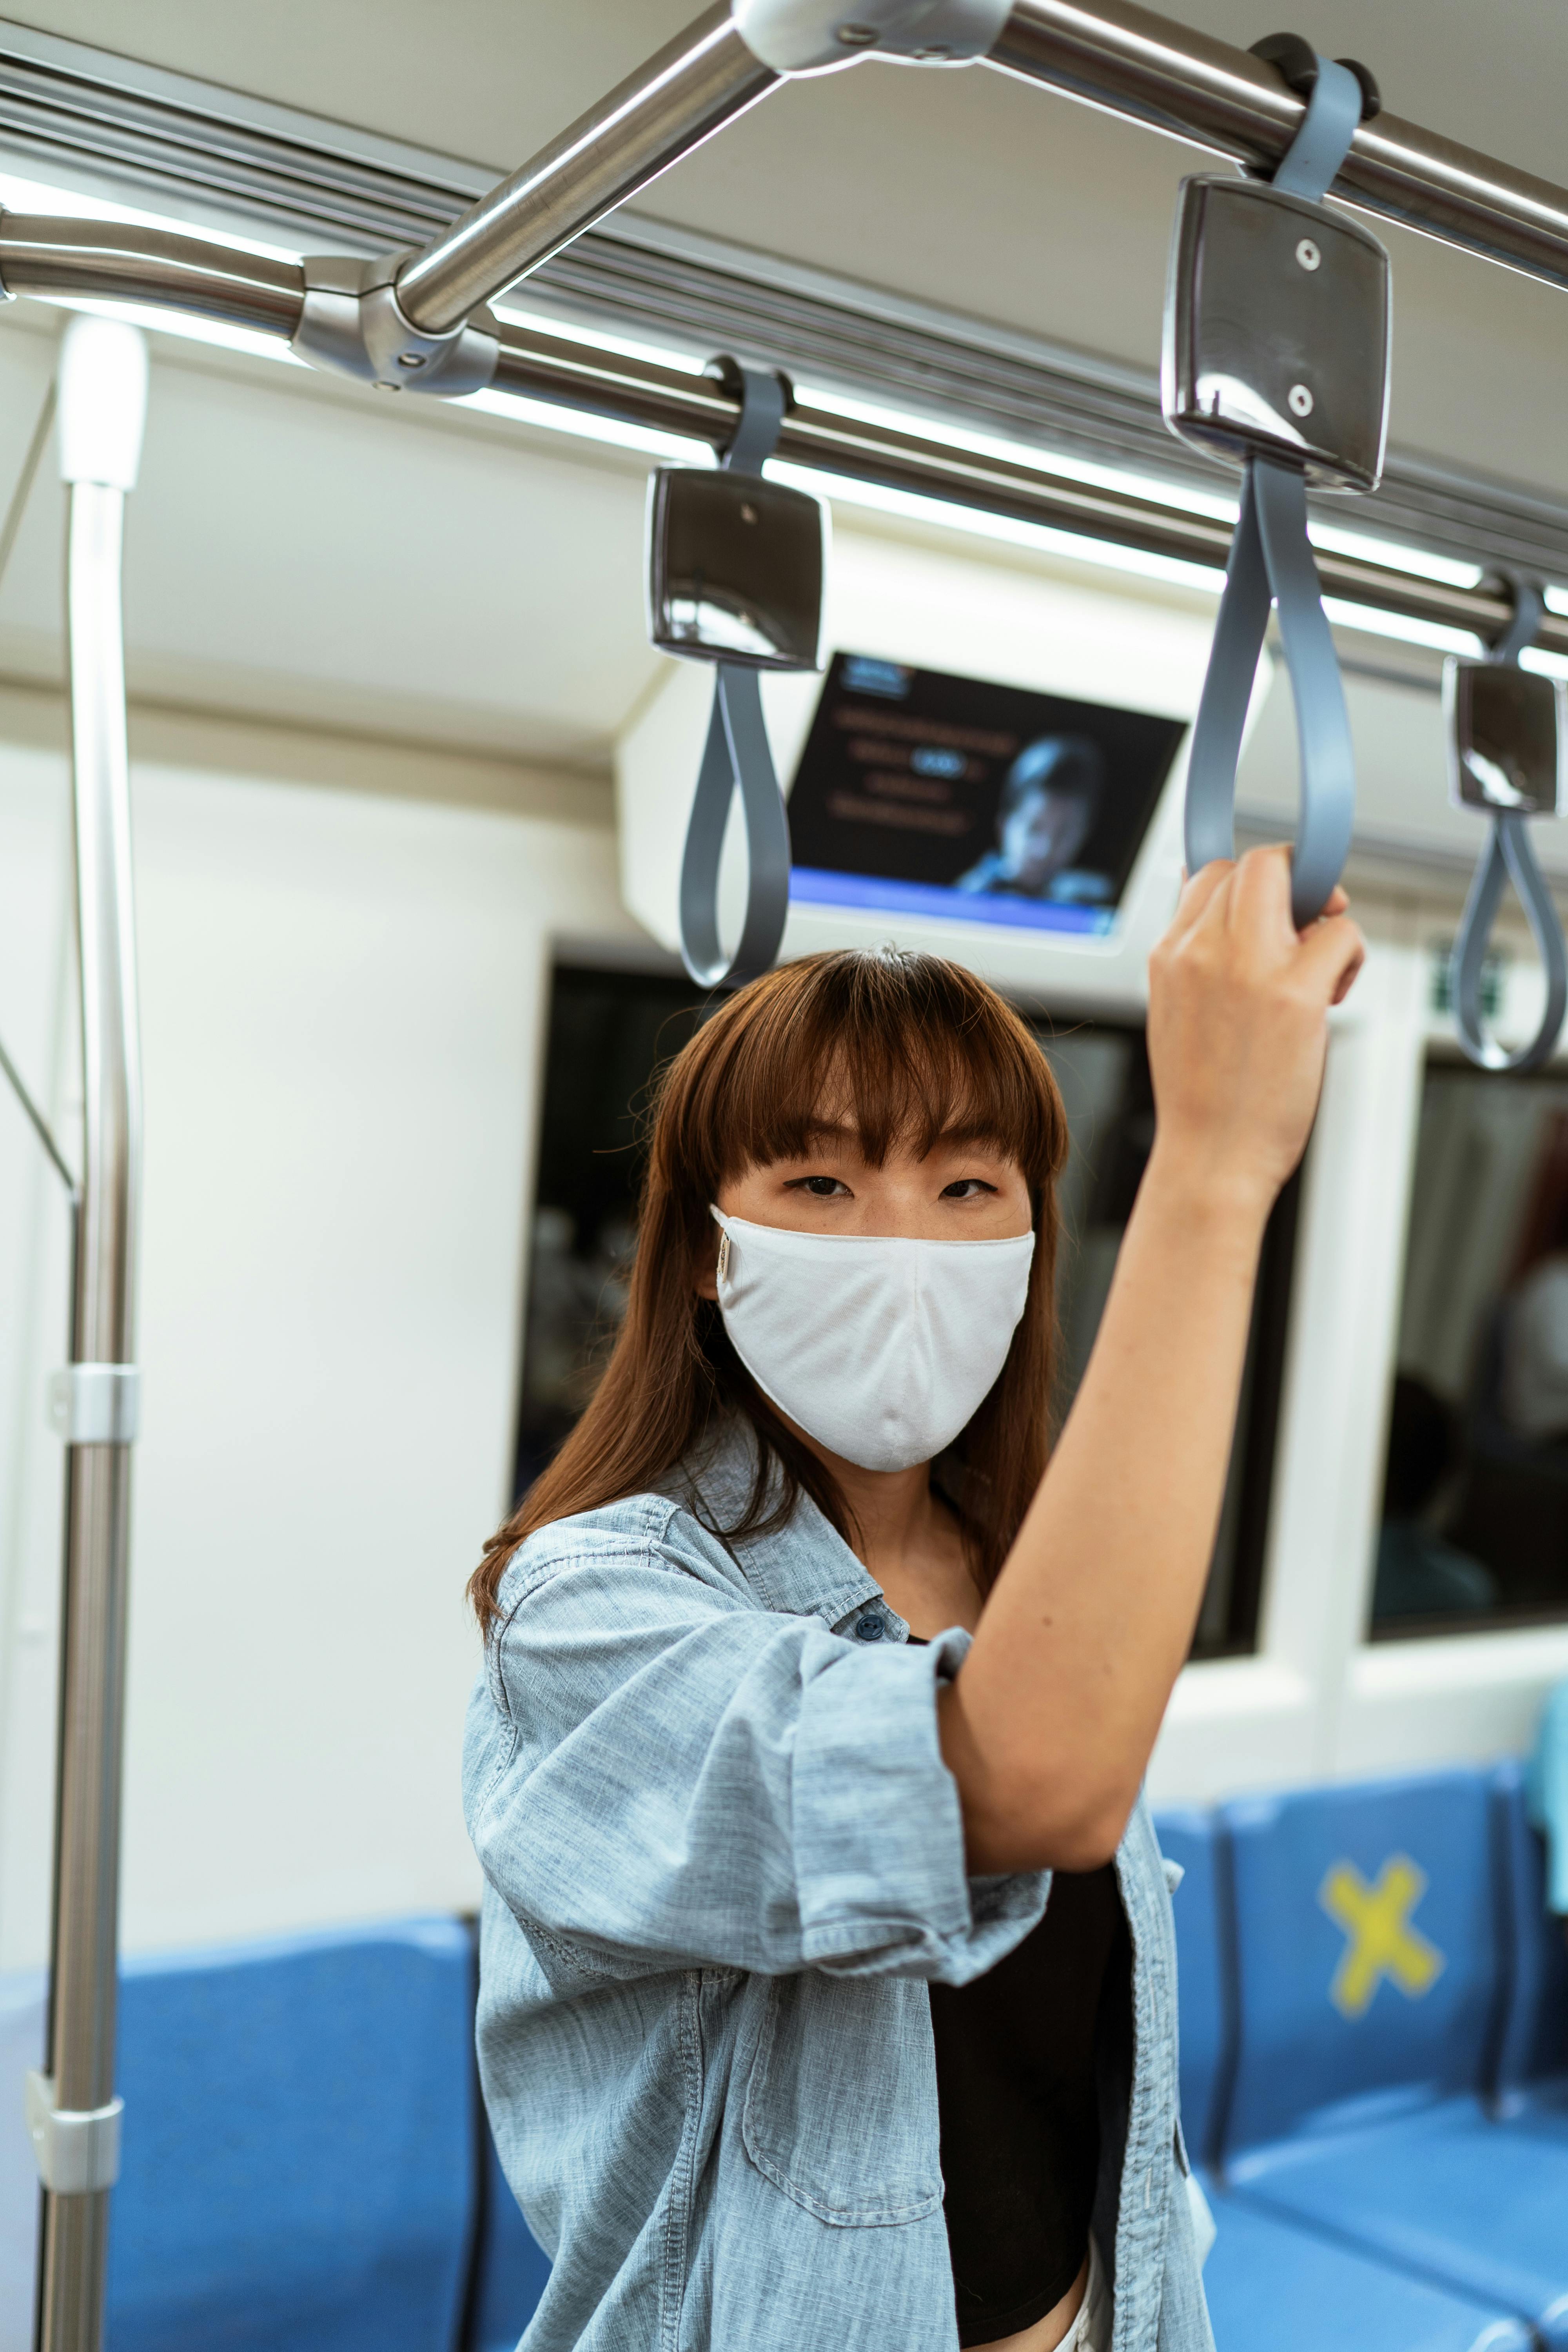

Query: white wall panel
left=118, top=760, right=631, bottom=1952
left=0, top=723, right=637, bottom=1964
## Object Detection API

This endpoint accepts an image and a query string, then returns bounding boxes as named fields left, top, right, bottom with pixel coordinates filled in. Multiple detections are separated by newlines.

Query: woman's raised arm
left=940, top=845, right=1365, bottom=1873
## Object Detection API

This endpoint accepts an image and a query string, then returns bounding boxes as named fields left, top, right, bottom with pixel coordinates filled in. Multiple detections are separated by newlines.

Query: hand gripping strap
left=677, top=359, right=793, bottom=988
left=1183, top=47, right=1362, bottom=927
left=1452, top=579, right=1568, bottom=1073
left=1184, top=455, right=1355, bottom=928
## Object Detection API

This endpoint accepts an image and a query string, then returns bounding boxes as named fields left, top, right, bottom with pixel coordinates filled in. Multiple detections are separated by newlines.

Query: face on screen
left=998, top=783, right=1095, bottom=894
left=784, top=653, right=1187, bottom=940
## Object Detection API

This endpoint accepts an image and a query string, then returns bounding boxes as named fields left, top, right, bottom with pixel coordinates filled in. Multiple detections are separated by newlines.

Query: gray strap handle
left=1452, top=579, right=1568, bottom=1073
left=1184, top=50, right=1363, bottom=930
left=1185, top=455, right=1356, bottom=929
left=677, top=360, right=793, bottom=989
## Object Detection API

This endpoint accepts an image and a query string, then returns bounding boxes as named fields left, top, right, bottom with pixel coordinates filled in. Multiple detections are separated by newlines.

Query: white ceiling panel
left=0, top=307, right=662, bottom=761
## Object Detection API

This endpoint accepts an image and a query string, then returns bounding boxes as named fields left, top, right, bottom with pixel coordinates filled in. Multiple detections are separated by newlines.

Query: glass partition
left=518, top=969, right=1298, bottom=1655
left=1378, top=1056, right=1568, bottom=1637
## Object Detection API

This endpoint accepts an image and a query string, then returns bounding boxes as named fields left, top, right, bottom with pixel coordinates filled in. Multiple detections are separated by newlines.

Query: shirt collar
left=669, top=1416, right=898, bottom=1634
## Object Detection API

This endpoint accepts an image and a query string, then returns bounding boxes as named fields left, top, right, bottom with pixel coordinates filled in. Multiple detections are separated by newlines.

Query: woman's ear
left=693, top=1223, right=720, bottom=1303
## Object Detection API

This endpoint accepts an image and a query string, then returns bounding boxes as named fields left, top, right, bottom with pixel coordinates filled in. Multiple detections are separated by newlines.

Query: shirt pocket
left=741, top=1972, right=942, bottom=2226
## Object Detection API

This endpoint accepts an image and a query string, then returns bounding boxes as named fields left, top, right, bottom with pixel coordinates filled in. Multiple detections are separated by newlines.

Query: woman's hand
left=1145, top=846, right=1364, bottom=1222
left=941, top=846, right=1364, bottom=1873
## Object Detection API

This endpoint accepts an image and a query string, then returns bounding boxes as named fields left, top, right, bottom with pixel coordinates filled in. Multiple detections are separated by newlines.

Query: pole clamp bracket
left=24, top=2072, right=123, bottom=2193
left=292, top=253, right=500, bottom=396
left=733, top=0, right=1011, bottom=74
left=48, top=1363, right=141, bottom=1444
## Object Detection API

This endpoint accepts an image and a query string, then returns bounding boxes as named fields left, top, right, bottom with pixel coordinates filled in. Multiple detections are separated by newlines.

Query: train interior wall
left=0, top=10, right=1567, bottom=2333
left=0, top=309, right=1561, bottom=1985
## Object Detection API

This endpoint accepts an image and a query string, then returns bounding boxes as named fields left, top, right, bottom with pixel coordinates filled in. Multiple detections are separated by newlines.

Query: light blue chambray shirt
left=464, top=1427, right=1215, bottom=2352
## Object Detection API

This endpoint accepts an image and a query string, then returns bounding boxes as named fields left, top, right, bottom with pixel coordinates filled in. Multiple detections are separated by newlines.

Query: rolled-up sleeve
left=464, top=1520, right=1047, bottom=1984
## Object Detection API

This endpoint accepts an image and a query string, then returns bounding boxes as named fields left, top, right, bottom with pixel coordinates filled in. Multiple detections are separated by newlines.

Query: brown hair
left=469, top=946, right=1070, bottom=1634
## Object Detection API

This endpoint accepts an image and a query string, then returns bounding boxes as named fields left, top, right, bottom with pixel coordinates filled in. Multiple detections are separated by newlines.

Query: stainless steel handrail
left=988, top=0, right=1568, bottom=291
left=0, top=217, right=1554, bottom=655
left=393, top=6, right=777, bottom=336
left=0, top=215, right=303, bottom=332
left=382, top=0, right=1568, bottom=343
left=36, top=467, right=142, bottom=2352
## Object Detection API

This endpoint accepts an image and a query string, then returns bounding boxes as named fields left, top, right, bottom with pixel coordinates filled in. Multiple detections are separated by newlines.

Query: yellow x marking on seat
left=1319, top=1854, right=1445, bottom=2020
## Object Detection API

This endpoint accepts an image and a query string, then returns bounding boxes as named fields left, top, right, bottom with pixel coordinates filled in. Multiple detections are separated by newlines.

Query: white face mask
left=711, top=1206, right=1036, bottom=1474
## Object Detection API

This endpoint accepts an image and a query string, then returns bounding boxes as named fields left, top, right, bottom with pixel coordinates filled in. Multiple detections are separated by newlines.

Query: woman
left=465, top=846, right=1362, bottom=2352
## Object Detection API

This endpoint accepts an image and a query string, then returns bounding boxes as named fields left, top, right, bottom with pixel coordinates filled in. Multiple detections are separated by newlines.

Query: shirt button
left=855, top=1615, right=885, bottom=1642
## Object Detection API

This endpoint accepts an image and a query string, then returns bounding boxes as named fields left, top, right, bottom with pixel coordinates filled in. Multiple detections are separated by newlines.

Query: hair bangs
left=694, top=948, right=1065, bottom=1187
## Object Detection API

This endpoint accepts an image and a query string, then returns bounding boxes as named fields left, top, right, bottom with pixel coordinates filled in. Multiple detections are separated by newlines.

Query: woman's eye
left=940, top=1178, right=997, bottom=1200
left=794, top=1175, right=848, bottom=1198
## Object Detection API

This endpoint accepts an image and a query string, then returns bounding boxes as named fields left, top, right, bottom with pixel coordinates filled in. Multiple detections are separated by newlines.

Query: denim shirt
left=464, top=1430, right=1215, bottom=2352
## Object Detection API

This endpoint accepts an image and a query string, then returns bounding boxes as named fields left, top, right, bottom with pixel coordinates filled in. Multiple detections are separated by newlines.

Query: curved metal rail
left=990, top=0, right=1568, bottom=293
left=0, top=213, right=1557, bottom=658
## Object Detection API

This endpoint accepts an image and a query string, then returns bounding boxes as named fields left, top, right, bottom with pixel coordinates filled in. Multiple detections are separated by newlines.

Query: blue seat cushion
left=1199, top=2169, right=1532, bottom=2352
left=1226, top=2098, right=1568, bottom=2348
left=1222, top=1771, right=1499, bottom=2153
left=106, top=1918, right=475, bottom=2352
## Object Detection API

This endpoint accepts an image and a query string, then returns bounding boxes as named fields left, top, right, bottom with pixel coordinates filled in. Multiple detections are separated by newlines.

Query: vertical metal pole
left=31, top=316, right=148, bottom=2352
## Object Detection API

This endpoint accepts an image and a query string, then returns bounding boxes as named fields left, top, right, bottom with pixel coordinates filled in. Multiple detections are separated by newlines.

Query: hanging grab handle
left=1450, top=579, right=1568, bottom=1073
left=676, top=361, right=795, bottom=989
left=1175, top=42, right=1372, bottom=929
left=1184, top=453, right=1356, bottom=929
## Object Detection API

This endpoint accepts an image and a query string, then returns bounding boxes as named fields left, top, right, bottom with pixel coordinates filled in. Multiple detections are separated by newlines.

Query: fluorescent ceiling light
left=1305, top=521, right=1483, bottom=590
left=0, top=167, right=1517, bottom=622
left=1521, top=645, right=1568, bottom=682
left=1543, top=586, right=1568, bottom=617
left=768, top=457, right=1227, bottom=596
left=791, top=381, right=1492, bottom=593
left=0, top=166, right=298, bottom=262
left=791, top=380, right=1241, bottom=526
left=1320, top=597, right=1482, bottom=656
left=491, top=298, right=706, bottom=383
left=458, top=383, right=708, bottom=463
left=33, top=292, right=307, bottom=368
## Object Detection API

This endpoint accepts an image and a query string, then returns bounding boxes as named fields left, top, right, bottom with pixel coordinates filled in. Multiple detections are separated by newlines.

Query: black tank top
left=909, top=1647, right=1130, bottom=2345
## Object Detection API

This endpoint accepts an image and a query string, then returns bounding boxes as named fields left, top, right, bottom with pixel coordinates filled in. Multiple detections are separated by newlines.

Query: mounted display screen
left=786, top=652, right=1187, bottom=936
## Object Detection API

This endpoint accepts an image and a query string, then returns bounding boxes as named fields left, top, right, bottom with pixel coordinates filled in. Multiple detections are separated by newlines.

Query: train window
left=514, top=963, right=708, bottom=1492
left=1037, top=1021, right=1296, bottom=1659
left=517, top=972, right=1296, bottom=1657
left=1378, top=1056, right=1568, bottom=1639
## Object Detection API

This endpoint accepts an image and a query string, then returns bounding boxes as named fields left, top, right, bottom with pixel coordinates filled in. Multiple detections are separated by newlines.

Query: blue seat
left=1219, top=1771, right=1568, bottom=2348
left=1197, top=2169, right=1532, bottom=2352
left=1153, top=1805, right=1532, bottom=2352
left=468, top=2121, right=551, bottom=2352
left=105, top=1918, right=476, bottom=2352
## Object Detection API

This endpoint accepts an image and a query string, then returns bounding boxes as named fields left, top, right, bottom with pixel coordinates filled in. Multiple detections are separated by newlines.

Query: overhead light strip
left=0, top=169, right=1542, bottom=659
